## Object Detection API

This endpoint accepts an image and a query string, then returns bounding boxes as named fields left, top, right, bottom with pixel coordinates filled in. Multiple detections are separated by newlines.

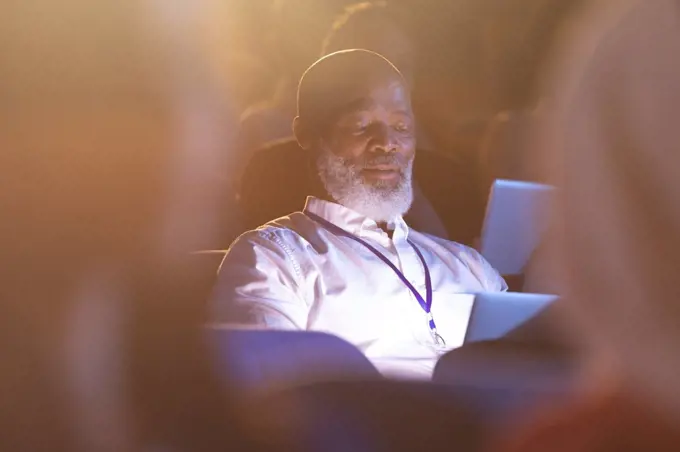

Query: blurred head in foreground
left=0, top=2, right=249, bottom=451
left=539, top=0, right=680, bottom=420
left=294, top=49, right=416, bottom=223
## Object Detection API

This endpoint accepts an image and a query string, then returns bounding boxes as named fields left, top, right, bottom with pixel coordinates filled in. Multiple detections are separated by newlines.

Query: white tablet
left=480, top=179, right=554, bottom=275
left=464, top=292, right=557, bottom=343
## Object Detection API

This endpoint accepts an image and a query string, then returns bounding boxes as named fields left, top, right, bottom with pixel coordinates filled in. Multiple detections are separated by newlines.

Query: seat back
left=261, top=380, right=486, bottom=452
left=433, top=340, right=575, bottom=424
left=208, top=328, right=381, bottom=394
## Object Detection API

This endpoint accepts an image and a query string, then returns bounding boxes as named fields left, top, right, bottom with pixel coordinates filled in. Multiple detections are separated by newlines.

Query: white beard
left=316, top=149, right=414, bottom=223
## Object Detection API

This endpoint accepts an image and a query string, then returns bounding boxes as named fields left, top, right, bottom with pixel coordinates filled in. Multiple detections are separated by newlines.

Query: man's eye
left=352, top=122, right=369, bottom=133
left=394, top=122, right=411, bottom=132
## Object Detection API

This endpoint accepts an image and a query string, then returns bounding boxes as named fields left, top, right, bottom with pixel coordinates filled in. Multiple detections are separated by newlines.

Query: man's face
left=314, top=74, right=416, bottom=222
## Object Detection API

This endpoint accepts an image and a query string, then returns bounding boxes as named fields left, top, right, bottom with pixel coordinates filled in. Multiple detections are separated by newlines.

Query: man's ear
left=293, top=116, right=314, bottom=150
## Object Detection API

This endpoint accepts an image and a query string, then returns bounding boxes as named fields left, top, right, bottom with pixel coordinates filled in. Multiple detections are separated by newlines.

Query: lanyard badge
left=306, top=212, right=446, bottom=347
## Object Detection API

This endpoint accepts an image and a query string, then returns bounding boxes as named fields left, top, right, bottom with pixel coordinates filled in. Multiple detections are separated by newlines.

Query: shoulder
left=229, top=212, right=323, bottom=255
left=414, top=231, right=507, bottom=291
left=231, top=212, right=309, bottom=245
left=224, top=212, right=330, bottom=282
left=417, top=231, right=480, bottom=259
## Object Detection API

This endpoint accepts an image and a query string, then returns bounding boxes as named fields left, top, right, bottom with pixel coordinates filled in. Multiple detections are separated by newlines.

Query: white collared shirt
left=211, top=197, right=507, bottom=379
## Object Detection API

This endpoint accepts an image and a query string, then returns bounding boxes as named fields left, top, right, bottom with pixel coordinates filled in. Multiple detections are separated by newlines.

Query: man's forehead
left=326, top=78, right=411, bottom=116
left=297, top=49, right=411, bottom=125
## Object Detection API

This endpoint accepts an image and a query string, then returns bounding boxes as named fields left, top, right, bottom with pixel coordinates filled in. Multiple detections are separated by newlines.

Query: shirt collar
left=303, top=196, right=410, bottom=240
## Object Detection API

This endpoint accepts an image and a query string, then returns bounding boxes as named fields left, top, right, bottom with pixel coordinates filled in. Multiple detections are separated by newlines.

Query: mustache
left=357, top=154, right=409, bottom=169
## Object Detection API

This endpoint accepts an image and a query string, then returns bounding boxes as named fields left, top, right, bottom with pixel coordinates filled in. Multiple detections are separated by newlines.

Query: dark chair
left=257, top=380, right=487, bottom=452
left=238, top=138, right=486, bottom=244
left=433, top=340, right=576, bottom=425
left=207, top=328, right=382, bottom=394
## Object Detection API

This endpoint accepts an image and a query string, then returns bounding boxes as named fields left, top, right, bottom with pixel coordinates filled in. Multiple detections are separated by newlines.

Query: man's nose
left=368, top=123, right=398, bottom=154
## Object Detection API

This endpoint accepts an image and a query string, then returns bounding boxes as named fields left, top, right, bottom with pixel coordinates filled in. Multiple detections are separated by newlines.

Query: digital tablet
left=464, top=292, right=557, bottom=343
left=480, top=179, right=555, bottom=275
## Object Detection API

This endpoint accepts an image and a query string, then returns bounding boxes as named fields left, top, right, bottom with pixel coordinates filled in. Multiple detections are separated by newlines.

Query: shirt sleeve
left=462, top=246, right=509, bottom=292
left=210, top=229, right=309, bottom=329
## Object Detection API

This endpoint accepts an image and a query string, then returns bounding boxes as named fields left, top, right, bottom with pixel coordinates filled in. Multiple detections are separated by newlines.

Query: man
left=213, top=50, right=506, bottom=379
left=236, top=1, right=488, bottom=246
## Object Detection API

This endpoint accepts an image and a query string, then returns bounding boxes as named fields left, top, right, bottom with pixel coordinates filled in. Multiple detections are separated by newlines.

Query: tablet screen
left=481, top=179, right=554, bottom=275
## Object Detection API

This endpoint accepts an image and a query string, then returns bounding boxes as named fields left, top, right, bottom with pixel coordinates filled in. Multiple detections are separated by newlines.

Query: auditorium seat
left=256, top=380, right=486, bottom=452
left=433, top=340, right=575, bottom=424
left=207, top=328, right=382, bottom=394
left=238, top=138, right=486, bottom=245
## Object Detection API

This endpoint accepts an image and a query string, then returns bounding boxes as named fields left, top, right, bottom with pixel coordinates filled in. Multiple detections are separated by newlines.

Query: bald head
left=294, top=49, right=416, bottom=223
left=296, top=49, right=409, bottom=136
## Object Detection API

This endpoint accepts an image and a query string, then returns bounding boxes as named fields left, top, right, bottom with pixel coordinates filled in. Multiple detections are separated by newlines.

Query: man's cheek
left=398, top=142, right=416, bottom=162
left=332, top=137, right=367, bottom=160
left=399, top=133, right=416, bottom=147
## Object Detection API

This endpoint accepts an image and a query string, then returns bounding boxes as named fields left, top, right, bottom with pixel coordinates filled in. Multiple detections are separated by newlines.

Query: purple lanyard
left=306, top=211, right=445, bottom=346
